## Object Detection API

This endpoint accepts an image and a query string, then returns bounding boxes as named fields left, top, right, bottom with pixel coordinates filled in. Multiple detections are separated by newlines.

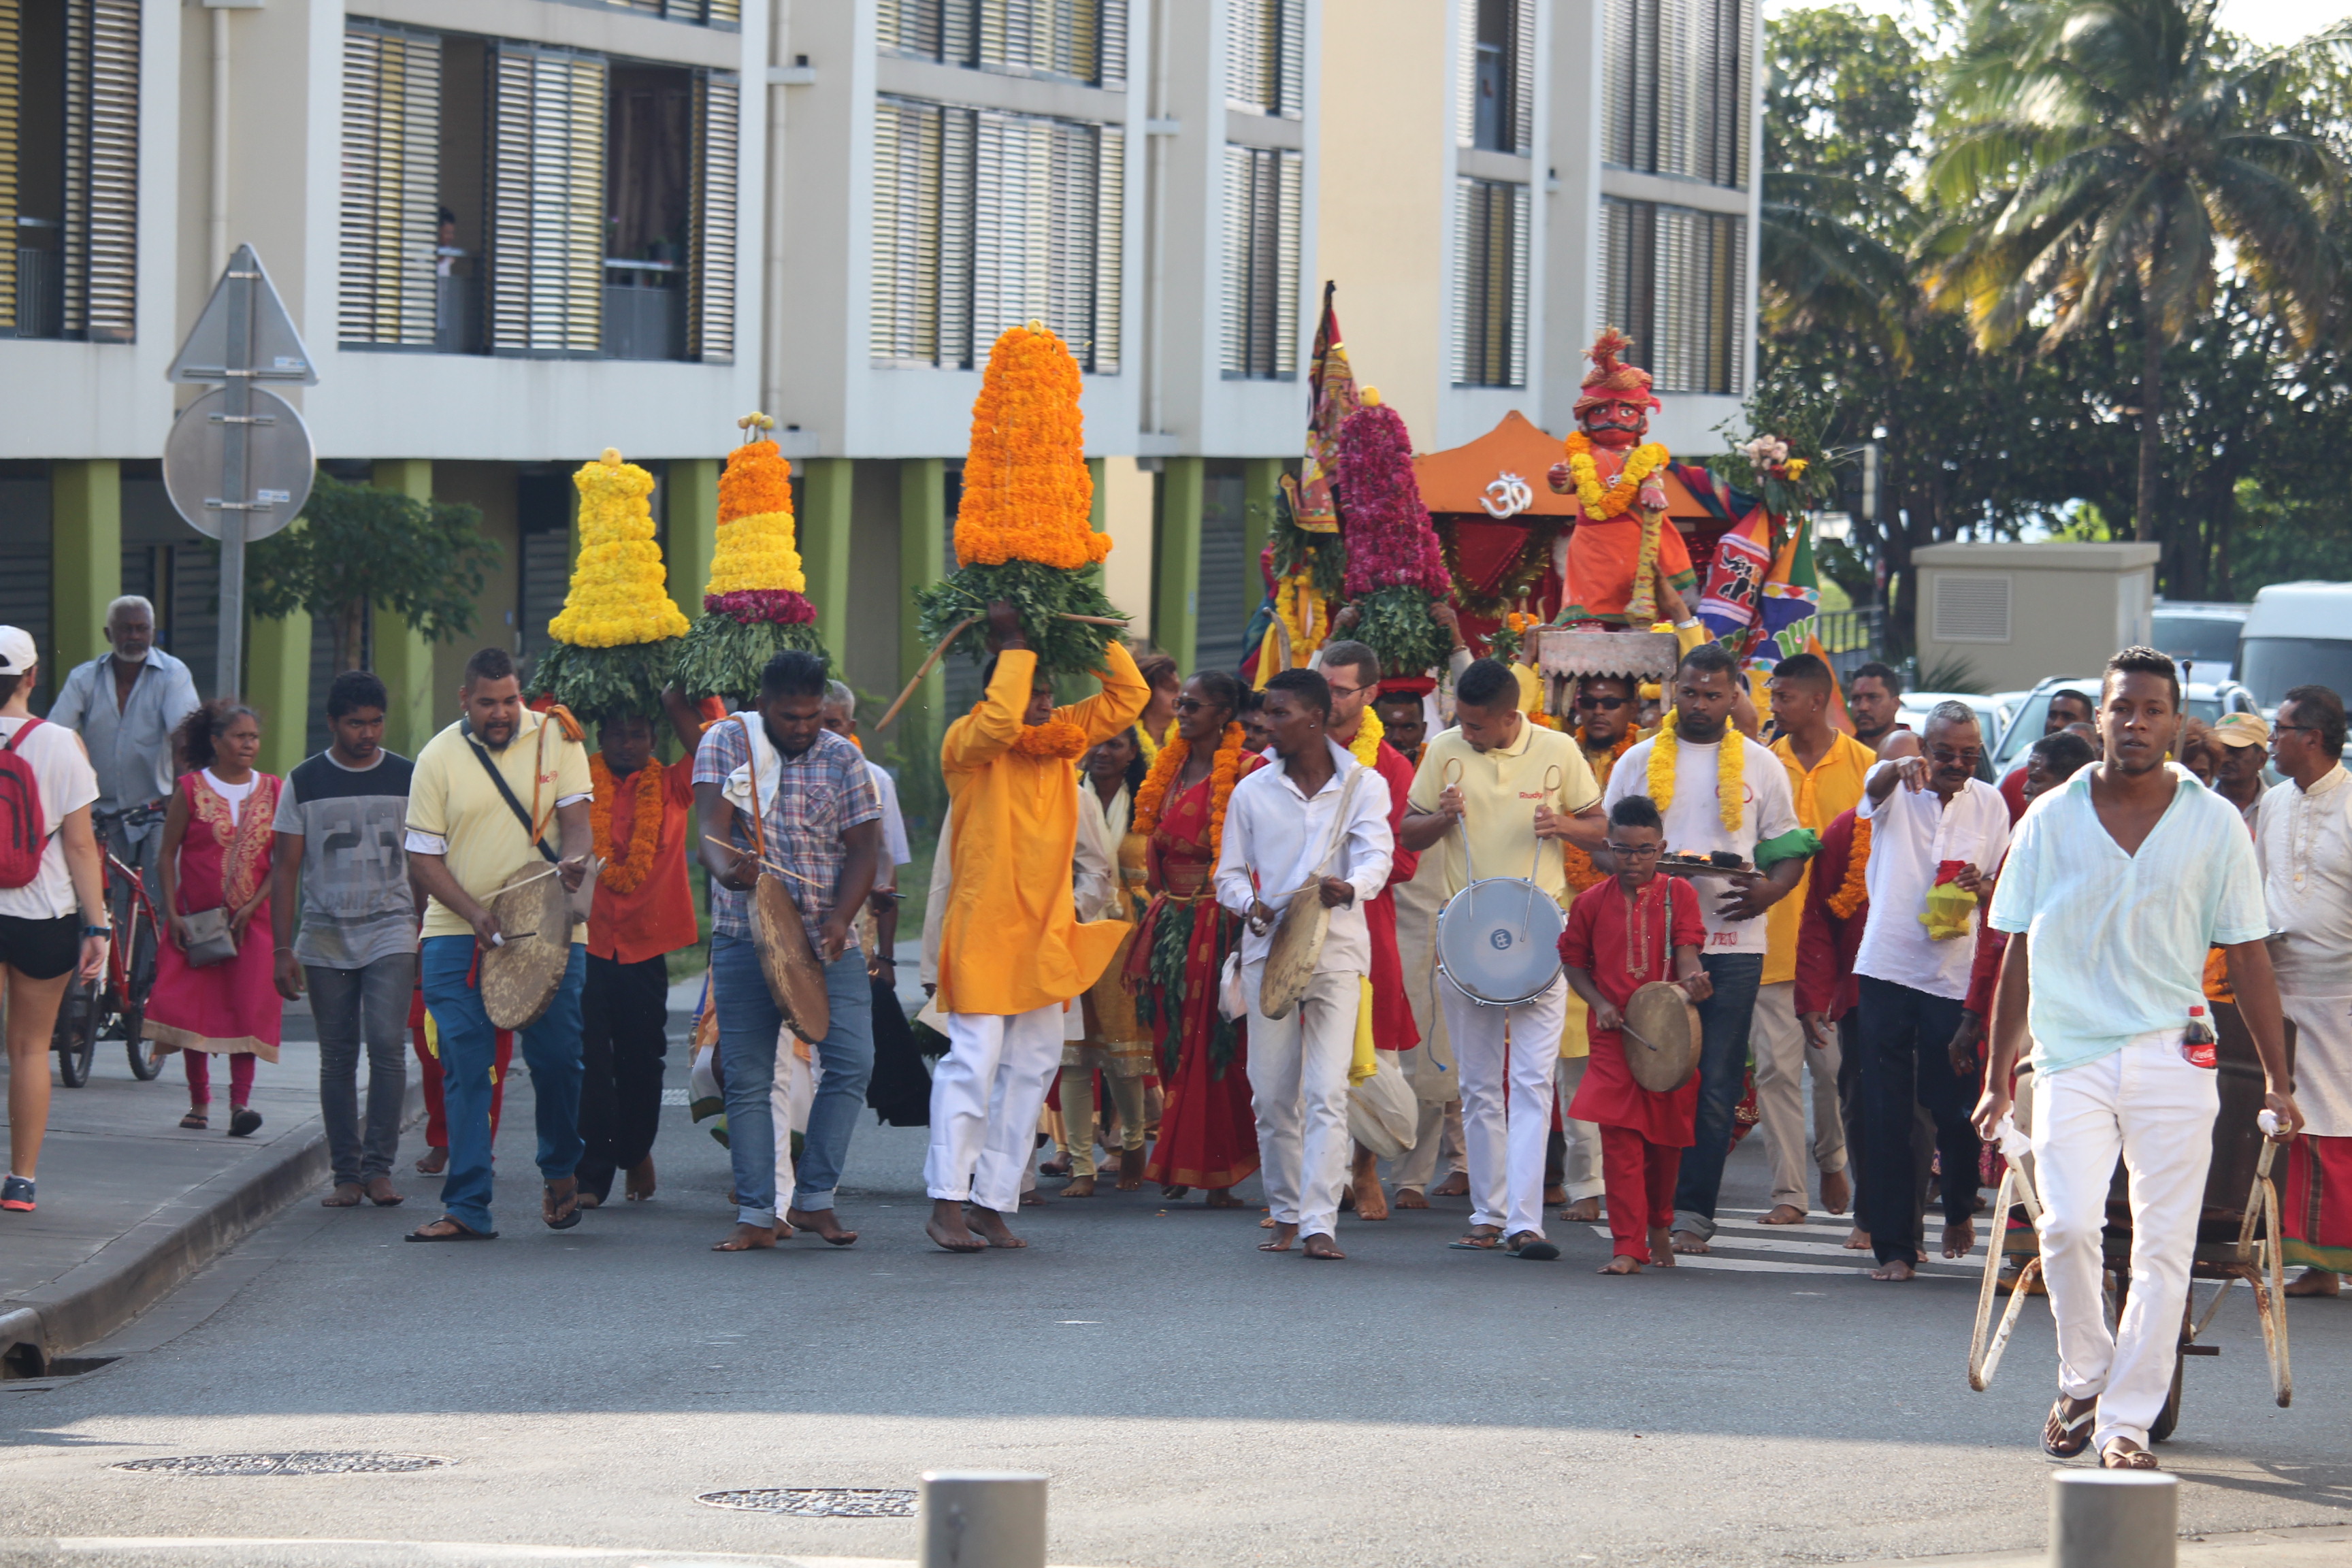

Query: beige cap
left=2212, top=712, right=2270, bottom=749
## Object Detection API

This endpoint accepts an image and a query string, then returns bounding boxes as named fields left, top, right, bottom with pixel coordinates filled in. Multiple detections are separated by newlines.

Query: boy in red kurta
left=1560, top=794, right=1712, bottom=1274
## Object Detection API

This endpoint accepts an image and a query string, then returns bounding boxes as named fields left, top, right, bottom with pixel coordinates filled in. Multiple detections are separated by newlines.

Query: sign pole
left=214, top=264, right=253, bottom=700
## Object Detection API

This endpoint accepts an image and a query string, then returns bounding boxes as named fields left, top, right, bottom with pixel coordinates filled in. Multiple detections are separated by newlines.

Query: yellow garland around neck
left=1346, top=706, right=1385, bottom=767
left=1135, top=715, right=1175, bottom=770
left=1563, top=431, right=1671, bottom=523
left=1645, top=713, right=1744, bottom=834
left=1275, top=572, right=1325, bottom=668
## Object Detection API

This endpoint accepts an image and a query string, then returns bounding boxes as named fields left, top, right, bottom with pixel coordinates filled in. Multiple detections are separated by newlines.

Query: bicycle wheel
left=52, top=979, right=99, bottom=1088
left=124, top=923, right=163, bottom=1079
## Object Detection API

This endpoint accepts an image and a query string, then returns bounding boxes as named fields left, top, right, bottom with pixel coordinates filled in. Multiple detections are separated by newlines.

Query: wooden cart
left=1966, top=1003, right=2292, bottom=1441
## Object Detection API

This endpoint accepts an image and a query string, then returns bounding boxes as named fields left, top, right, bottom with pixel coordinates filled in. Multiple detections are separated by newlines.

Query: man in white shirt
left=1978, top=647, right=2298, bottom=1471
left=2257, top=683, right=2352, bottom=1296
left=46, top=596, right=200, bottom=895
left=1852, top=700, right=2011, bottom=1281
left=1603, top=644, right=1807, bottom=1253
left=1218, top=670, right=1393, bottom=1260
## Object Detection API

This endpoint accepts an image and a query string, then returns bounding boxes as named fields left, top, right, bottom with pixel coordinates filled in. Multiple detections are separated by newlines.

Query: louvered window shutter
left=1220, top=145, right=1248, bottom=374
left=62, top=0, right=136, bottom=343
left=1511, top=0, right=1535, bottom=156
left=0, top=0, right=18, bottom=332
left=1226, top=1, right=1262, bottom=110
left=1452, top=179, right=1477, bottom=382
left=1092, top=125, right=1123, bottom=370
left=1507, top=179, right=1529, bottom=387
left=487, top=45, right=606, bottom=357
left=688, top=69, right=737, bottom=362
left=1275, top=0, right=1302, bottom=118
left=1273, top=146, right=1298, bottom=374
left=340, top=23, right=441, bottom=348
left=1452, top=1, right=1477, bottom=146
left=941, top=106, right=976, bottom=366
left=1600, top=0, right=1627, bottom=165
left=1098, top=0, right=1127, bottom=88
left=872, top=99, right=937, bottom=362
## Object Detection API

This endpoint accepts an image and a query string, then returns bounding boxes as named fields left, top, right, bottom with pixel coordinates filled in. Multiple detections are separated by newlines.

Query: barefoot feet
left=1258, top=1221, right=1298, bottom=1252
left=713, top=1222, right=779, bottom=1252
left=1820, top=1167, right=1852, bottom=1215
left=786, top=1207, right=859, bottom=1245
left=967, top=1205, right=1027, bottom=1248
left=1558, top=1195, right=1600, bottom=1224
left=1600, top=1254, right=1642, bottom=1275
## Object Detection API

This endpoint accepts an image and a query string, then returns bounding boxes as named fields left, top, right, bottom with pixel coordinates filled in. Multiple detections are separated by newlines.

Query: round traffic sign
left=161, top=385, right=315, bottom=542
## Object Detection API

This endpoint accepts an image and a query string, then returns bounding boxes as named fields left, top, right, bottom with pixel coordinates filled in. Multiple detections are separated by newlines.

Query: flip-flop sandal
left=2043, top=1398, right=2095, bottom=1458
left=544, top=1182, right=583, bottom=1230
left=1450, top=1232, right=1505, bottom=1251
left=2100, top=1440, right=2159, bottom=1470
left=180, top=1111, right=210, bottom=1130
left=405, top=1216, right=497, bottom=1242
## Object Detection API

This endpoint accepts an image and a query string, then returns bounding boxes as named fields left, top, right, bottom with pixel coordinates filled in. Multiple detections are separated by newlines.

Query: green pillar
left=51, top=459, right=121, bottom=674
left=896, top=457, right=947, bottom=820
left=1242, top=457, right=1279, bottom=612
left=247, top=587, right=311, bottom=777
left=1155, top=457, right=1204, bottom=674
left=800, top=457, right=855, bottom=664
left=371, top=460, right=438, bottom=760
left=667, top=457, right=719, bottom=626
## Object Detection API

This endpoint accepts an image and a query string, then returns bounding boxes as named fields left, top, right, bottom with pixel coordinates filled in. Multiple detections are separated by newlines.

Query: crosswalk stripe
left=1584, top=1226, right=1982, bottom=1276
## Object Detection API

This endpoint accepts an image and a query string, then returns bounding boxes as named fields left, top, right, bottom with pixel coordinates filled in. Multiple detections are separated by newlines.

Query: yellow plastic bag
left=1919, top=879, right=1979, bottom=943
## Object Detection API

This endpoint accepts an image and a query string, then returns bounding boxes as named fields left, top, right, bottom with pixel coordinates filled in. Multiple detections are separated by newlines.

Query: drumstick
left=701, top=835, right=828, bottom=889
left=876, top=616, right=979, bottom=731
left=498, top=863, right=566, bottom=894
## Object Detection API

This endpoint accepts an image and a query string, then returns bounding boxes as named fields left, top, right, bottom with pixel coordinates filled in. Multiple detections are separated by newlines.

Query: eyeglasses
left=1929, top=746, right=1983, bottom=768
left=1173, top=697, right=1224, bottom=716
left=1575, top=695, right=1629, bottom=711
left=1603, top=841, right=1663, bottom=858
left=1325, top=681, right=1369, bottom=702
left=2276, top=724, right=2324, bottom=736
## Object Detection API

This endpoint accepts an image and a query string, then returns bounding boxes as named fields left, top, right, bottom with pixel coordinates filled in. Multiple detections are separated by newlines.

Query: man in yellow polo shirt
left=1756, top=653, right=1876, bottom=1226
left=404, top=647, right=593, bottom=1242
left=1403, top=657, right=1607, bottom=1260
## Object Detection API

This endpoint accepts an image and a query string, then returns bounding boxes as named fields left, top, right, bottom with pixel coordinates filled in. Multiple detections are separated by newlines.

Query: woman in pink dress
left=146, top=701, right=282, bottom=1136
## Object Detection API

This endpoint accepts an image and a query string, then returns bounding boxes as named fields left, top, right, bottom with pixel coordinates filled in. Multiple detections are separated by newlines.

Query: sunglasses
left=1604, top=841, right=1663, bottom=858
left=1929, top=747, right=1983, bottom=768
left=1575, top=695, right=1629, bottom=711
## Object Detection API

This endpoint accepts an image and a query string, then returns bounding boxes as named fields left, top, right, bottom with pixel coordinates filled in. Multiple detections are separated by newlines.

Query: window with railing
left=1599, top=195, right=1744, bottom=395
left=0, top=0, right=139, bottom=342
left=1600, top=0, right=1750, bottom=189
left=337, top=22, right=736, bottom=362
left=1225, top=0, right=1303, bottom=117
left=1453, top=177, right=1528, bottom=389
left=879, top=0, right=1128, bottom=88
left=870, top=97, right=1123, bottom=372
left=1455, top=0, right=1533, bottom=156
left=1222, top=144, right=1298, bottom=379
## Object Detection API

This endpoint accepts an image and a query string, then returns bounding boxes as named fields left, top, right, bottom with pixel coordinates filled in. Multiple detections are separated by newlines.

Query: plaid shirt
left=693, top=719, right=881, bottom=938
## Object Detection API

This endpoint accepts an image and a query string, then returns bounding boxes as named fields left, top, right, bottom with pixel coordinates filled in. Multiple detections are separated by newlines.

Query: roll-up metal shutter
left=340, top=24, right=442, bottom=348
left=487, top=44, right=606, bottom=357
left=688, top=68, right=737, bottom=363
left=62, top=0, right=136, bottom=343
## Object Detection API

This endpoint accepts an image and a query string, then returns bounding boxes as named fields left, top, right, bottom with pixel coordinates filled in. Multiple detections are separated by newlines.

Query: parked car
left=2151, top=598, right=2252, bottom=683
left=2240, top=582, right=2352, bottom=712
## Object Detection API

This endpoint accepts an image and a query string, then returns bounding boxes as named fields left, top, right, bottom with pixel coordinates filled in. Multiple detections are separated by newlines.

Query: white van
left=2240, top=583, right=2352, bottom=711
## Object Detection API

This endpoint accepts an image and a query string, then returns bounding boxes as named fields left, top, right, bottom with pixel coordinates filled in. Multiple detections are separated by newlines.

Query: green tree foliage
left=246, top=472, right=501, bottom=670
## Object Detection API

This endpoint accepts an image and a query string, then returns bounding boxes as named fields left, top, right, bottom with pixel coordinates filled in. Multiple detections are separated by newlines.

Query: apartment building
left=1, top=0, right=1755, bottom=793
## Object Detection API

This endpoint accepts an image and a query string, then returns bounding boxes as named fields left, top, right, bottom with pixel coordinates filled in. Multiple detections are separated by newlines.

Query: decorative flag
left=1754, top=512, right=1824, bottom=665
left=1697, top=504, right=1773, bottom=640
left=1279, top=282, right=1359, bottom=534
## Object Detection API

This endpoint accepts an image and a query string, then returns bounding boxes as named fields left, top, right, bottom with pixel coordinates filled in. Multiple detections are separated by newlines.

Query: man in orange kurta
left=926, top=602, right=1148, bottom=1252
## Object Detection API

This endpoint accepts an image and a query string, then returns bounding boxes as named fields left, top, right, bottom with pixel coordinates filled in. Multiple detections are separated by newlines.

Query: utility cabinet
left=1912, top=542, right=2161, bottom=691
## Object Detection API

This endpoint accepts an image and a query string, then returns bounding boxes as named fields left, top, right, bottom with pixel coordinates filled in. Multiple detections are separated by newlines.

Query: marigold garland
left=1827, top=818, right=1872, bottom=919
left=1274, top=571, right=1326, bottom=668
left=1011, top=718, right=1090, bottom=759
left=953, top=324, right=1113, bottom=572
left=1562, top=729, right=1639, bottom=892
left=1132, top=722, right=1246, bottom=858
left=1644, top=717, right=1746, bottom=834
left=589, top=753, right=666, bottom=895
left=705, top=438, right=811, bottom=606
left=1561, top=431, right=1671, bottom=523
left=1345, top=706, right=1385, bottom=767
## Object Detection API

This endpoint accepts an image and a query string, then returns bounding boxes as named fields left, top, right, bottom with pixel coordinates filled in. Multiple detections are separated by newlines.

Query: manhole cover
left=112, top=1452, right=451, bottom=1476
left=696, top=1487, right=917, bottom=1518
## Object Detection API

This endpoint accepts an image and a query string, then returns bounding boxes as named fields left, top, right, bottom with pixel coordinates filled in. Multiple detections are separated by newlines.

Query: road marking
left=1586, top=1226, right=1980, bottom=1277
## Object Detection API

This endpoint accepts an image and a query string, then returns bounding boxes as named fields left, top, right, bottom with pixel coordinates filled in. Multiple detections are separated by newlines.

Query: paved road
left=4, top=1067, right=2349, bottom=1567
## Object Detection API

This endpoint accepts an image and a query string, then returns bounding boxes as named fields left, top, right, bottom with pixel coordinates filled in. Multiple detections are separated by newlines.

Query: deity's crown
left=1575, top=327, right=1661, bottom=418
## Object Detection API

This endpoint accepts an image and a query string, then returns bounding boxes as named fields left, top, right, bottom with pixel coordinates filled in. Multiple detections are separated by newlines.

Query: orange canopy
left=1410, top=410, right=1718, bottom=524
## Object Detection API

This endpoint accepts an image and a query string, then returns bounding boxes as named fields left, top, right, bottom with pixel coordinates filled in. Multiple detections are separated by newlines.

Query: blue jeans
left=308, top=953, right=414, bottom=1185
left=420, top=936, right=586, bottom=1233
left=710, top=933, right=875, bottom=1228
left=1671, top=951, right=1765, bottom=1239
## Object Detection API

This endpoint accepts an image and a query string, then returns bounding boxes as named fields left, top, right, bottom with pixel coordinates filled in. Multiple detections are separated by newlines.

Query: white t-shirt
left=0, top=715, right=101, bottom=921
left=203, top=768, right=257, bottom=826
left=1605, top=731, right=1801, bottom=956
left=1855, top=764, right=2011, bottom=999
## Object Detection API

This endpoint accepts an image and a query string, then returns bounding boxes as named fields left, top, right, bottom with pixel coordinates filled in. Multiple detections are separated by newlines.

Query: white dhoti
left=770, top=1036, right=820, bottom=1218
left=1246, top=969, right=1359, bottom=1239
left=925, top=1005, right=1066, bottom=1212
left=2033, top=1030, right=2217, bottom=1453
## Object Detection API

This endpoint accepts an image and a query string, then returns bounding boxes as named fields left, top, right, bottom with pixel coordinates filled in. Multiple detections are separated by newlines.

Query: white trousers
left=926, top=1005, right=1065, bottom=1211
left=2033, top=1031, right=2218, bottom=1452
left=1750, top=981, right=1847, bottom=1208
left=1555, top=1055, right=1604, bottom=1202
left=1246, top=968, right=1360, bottom=1239
left=770, top=1036, right=819, bottom=1217
left=1392, top=1099, right=1465, bottom=1191
left=1443, top=975, right=1569, bottom=1239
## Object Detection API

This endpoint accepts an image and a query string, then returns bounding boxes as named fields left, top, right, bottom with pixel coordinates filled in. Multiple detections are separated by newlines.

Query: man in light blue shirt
left=46, top=596, right=202, bottom=894
left=1975, top=647, right=2300, bottom=1471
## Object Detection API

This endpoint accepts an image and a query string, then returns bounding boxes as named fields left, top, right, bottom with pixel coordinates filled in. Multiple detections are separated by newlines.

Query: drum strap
left=461, top=719, right=558, bottom=863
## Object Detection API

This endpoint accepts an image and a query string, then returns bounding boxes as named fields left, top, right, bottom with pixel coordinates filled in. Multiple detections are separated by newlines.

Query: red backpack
left=0, top=718, right=50, bottom=889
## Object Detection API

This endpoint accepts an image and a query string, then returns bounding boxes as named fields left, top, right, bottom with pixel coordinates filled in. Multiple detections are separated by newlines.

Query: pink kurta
left=146, top=770, right=284, bottom=1060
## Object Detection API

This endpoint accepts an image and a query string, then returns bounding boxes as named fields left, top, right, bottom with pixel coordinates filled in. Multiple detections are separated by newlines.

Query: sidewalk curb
left=0, top=1079, right=423, bottom=1374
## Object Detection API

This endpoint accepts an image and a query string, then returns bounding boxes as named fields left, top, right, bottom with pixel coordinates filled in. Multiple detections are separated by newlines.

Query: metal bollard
left=918, top=1469, right=1049, bottom=1568
left=2049, top=1469, right=2178, bottom=1568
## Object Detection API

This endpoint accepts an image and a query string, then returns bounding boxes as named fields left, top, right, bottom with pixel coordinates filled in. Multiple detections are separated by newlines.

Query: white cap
left=0, top=627, right=35, bottom=675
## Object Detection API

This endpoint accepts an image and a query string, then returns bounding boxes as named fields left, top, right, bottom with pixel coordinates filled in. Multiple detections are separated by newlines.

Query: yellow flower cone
left=954, top=323, right=1113, bottom=571
left=552, top=449, right=690, bottom=649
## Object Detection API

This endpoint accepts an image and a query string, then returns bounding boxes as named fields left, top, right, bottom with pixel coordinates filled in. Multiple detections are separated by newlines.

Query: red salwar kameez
left=1129, top=760, right=1263, bottom=1192
left=1561, top=872, right=1706, bottom=1260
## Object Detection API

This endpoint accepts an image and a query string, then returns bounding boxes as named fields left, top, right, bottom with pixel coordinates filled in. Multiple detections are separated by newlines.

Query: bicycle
left=52, top=803, right=167, bottom=1088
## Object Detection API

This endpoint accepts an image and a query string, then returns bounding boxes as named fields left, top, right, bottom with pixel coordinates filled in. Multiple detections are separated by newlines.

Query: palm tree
left=1920, top=0, right=2347, bottom=542
left=1761, top=169, right=1916, bottom=366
